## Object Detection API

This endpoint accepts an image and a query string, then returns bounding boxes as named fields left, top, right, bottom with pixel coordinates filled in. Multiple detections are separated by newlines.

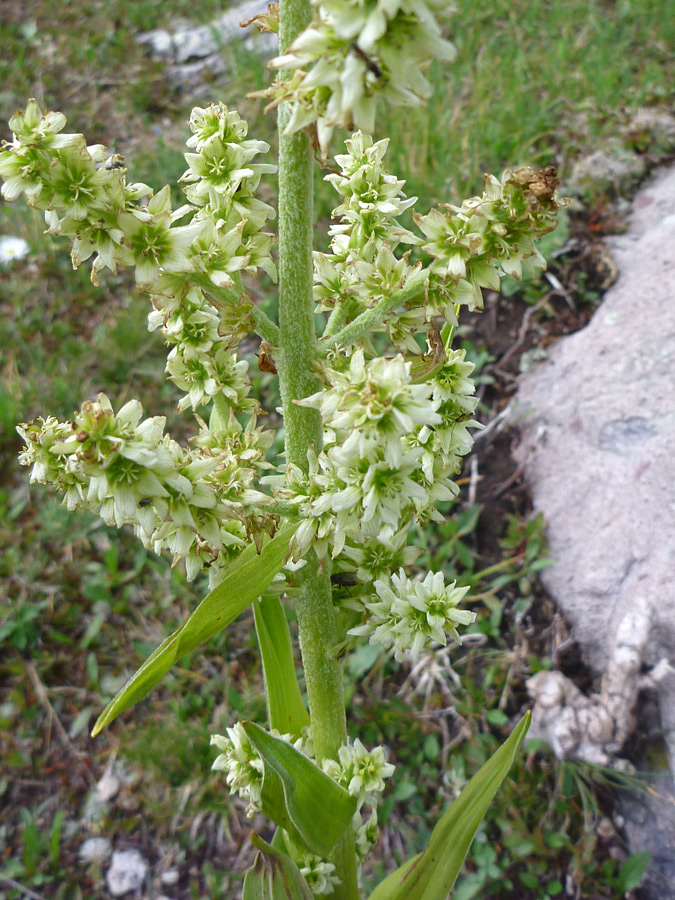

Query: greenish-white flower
left=181, top=137, right=274, bottom=208
left=297, top=855, right=340, bottom=896
left=166, top=345, right=255, bottom=412
left=342, top=527, right=419, bottom=582
left=268, top=0, right=456, bottom=153
left=6, top=99, right=78, bottom=150
left=48, top=142, right=111, bottom=221
left=354, top=809, right=379, bottom=860
left=186, top=103, right=251, bottom=152
left=300, top=350, right=439, bottom=467
left=350, top=568, right=475, bottom=660
left=322, top=738, right=395, bottom=808
left=118, top=185, right=203, bottom=287
left=211, top=725, right=264, bottom=815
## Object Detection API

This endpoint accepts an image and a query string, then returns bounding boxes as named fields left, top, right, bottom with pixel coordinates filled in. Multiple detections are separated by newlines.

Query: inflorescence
left=2, top=97, right=564, bottom=894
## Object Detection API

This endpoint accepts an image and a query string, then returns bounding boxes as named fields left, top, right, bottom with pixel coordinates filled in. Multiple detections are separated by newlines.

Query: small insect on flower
left=350, top=43, right=383, bottom=79
left=104, top=155, right=126, bottom=170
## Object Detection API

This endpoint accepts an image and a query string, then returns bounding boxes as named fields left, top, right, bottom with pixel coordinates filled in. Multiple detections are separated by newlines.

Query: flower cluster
left=211, top=724, right=266, bottom=813
left=417, top=165, right=564, bottom=315
left=6, top=82, right=565, bottom=900
left=282, top=342, right=478, bottom=567
left=349, top=568, right=475, bottom=661
left=265, top=0, right=456, bottom=151
left=283, top=351, right=439, bottom=559
left=411, top=348, right=480, bottom=485
left=210, top=725, right=394, bottom=894
left=17, top=394, right=276, bottom=584
left=308, top=349, right=438, bottom=463
left=314, top=133, right=426, bottom=352
left=0, top=100, right=277, bottom=412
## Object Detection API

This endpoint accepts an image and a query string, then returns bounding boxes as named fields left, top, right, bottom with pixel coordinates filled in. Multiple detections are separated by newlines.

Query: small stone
left=568, top=142, right=646, bottom=196
left=136, top=28, right=174, bottom=58
left=160, top=869, right=179, bottom=886
left=96, top=770, right=121, bottom=803
left=626, top=107, right=675, bottom=155
left=106, top=849, right=148, bottom=897
left=81, top=790, right=109, bottom=827
left=596, top=818, right=615, bottom=840
left=79, top=836, right=113, bottom=864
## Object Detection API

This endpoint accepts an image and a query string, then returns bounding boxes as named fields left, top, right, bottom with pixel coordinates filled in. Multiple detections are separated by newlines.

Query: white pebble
left=106, top=849, right=148, bottom=896
left=79, top=836, right=113, bottom=864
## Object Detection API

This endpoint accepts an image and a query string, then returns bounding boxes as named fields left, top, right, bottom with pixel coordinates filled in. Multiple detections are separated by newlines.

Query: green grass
left=378, top=0, right=674, bottom=204
left=0, top=0, right=235, bottom=126
left=0, top=0, right=671, bottom=896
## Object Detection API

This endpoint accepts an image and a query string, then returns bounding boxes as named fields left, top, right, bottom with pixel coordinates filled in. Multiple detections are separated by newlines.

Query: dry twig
left=24, top=660, right=95, bottom=784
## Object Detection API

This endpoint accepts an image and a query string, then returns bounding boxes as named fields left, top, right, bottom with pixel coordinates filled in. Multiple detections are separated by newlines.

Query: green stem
left=276, top=1, right=359, bottom=897
left=320, top=268, right=429, bottom=351
left=250, top=305, right=281, bottom=345
left=191, top=273, right=280, bottom=345
left=323, top=299, right=350, bottom=337
left=249, top=500, right=302, bottom=518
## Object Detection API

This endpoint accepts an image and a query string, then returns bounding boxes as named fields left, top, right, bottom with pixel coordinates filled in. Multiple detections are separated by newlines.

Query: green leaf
left=617, top=851, right=651, bottom=892
left=367, top=712, right=530, bottom=900
left=486, top=708, right=508, bottom=726
left=243, top=832, right=314, bottom=900
left=254, top=594, right=310, bottom=737
left=519, top=872, right=539, bottom=890
left=91, top=524, right=296, bottom=736
left=243, top=721, right=357, bottom=859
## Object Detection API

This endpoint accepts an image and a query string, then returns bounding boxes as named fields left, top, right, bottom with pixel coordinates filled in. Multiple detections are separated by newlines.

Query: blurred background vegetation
left=0, top=0, right=673, bottom=898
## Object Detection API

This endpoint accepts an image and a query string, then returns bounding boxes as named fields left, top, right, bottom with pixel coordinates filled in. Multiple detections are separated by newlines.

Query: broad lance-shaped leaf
left=243, top=721, right=357, bottom=859
left=91, top=524, right=296, bottom=736
left=368, top=712, right=531, bottom=900
left=243, top=832, right=313, bottom=900
left=254, top=594, right=310, bottom=737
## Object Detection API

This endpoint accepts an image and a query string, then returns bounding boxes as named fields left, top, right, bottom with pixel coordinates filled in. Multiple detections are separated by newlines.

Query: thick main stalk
left=276, top=0, right=359, bottom=896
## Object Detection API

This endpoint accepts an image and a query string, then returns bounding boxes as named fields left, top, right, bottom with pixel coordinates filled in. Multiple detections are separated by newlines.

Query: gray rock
left=137, top=1, right=276, bottom=92
left=619, top=774, right=675, bottom=900
left=514, top=165, right=675, bottom=674
left=567, top=140, right=646, bottom=196
left=79, top=836, right=113, bottom=864
left=106, top=849, right=148, bottom=897
left=165, top=55, right=230, bottom=92
left=137, top=0, right=268, bottom=61
left=513, top=165, right=675, bottom=898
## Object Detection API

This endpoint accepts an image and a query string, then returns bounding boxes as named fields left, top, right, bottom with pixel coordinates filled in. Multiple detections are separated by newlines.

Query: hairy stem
left=320, top=268, right=429, bottom=351
left=276, top=0, right=359, bottom=896
left=323, top=299, right=350, bottom=337
left=190, top=273, right=280, bottom=344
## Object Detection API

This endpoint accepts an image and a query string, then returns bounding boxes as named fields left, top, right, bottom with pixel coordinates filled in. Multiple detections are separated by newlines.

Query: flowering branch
left=1, top=0, right=566, bottom=891
left=319, top=267, right=428, bottom=350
